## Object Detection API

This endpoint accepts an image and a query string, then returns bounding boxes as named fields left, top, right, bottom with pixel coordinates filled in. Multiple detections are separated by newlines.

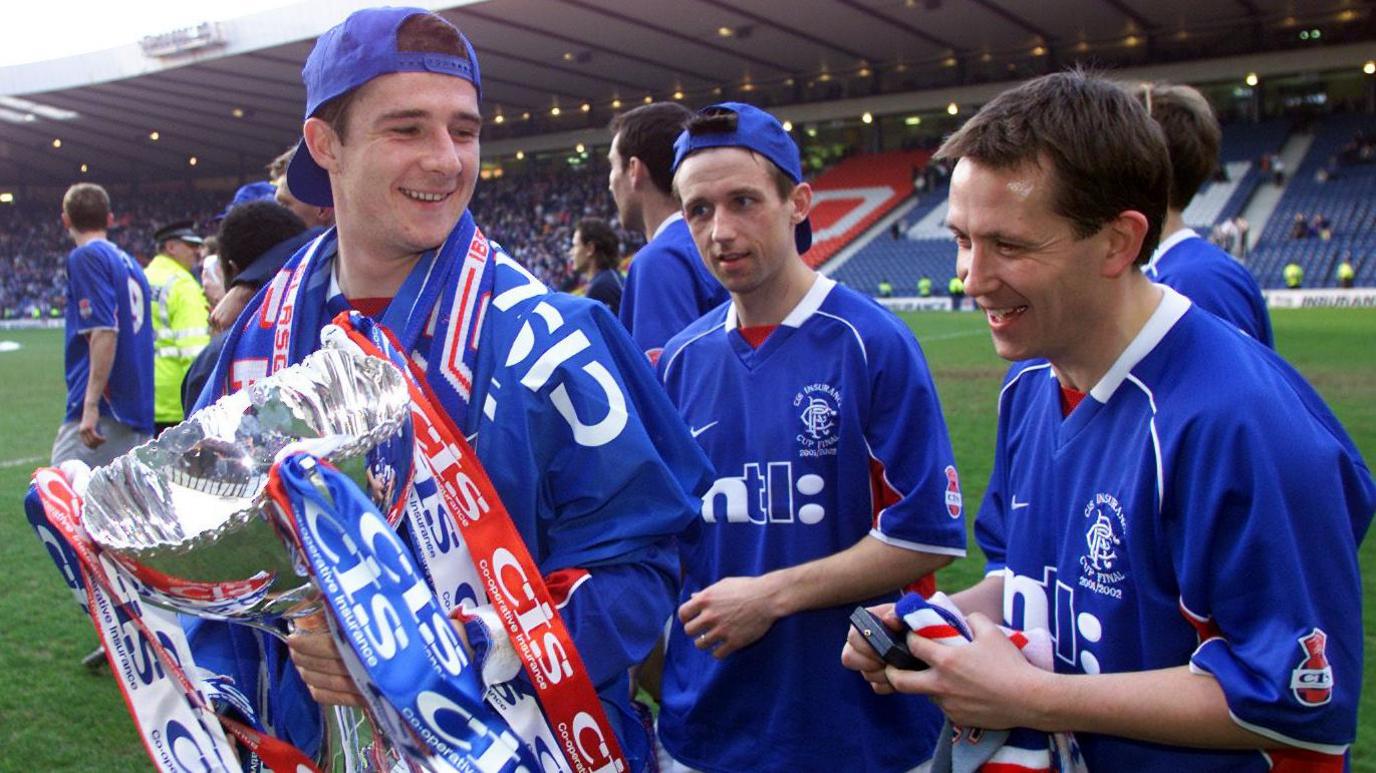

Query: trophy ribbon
left=265, top=452, right=533, bottom=773
left=330, top=312, right=628, bottom=773
left=26, top=467, right=320, bottom=773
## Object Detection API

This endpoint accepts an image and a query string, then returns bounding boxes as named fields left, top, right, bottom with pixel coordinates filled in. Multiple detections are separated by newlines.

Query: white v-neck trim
left=724, top=274, right=833, bottom=332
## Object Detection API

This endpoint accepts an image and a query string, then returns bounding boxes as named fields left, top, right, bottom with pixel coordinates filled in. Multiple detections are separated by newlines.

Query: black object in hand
left=849, top=606, right=927, bottom=670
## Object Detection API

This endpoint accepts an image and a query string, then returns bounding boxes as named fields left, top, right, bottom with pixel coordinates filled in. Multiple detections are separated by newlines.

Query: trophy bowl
left=80, top=346, right=414, bottom=614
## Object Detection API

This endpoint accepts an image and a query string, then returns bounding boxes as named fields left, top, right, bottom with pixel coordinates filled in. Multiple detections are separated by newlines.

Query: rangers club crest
left=1078, top=493, right=1127, bottom=599
left=794, top=383, right=840, bottom=457
left=1291, top=628, right=1334, bottom=706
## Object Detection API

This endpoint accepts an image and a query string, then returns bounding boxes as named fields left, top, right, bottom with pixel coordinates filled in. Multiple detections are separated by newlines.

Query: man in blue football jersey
left=843, top=71, right=1373, bottom=772
left=187, top=9, right=710, bottom=769
left=609, top=102, right=728, bottom=363
left=1142, top=82, right=1273, bottom=347
left=51, top=182, right=154, bottom=468
left=657, top=102, right=965, bottom=772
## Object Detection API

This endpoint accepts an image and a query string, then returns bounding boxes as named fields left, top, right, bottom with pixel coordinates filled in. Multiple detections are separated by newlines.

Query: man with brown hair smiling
left=190, top=8, right=709, bottom=769
left=844, top=70, right=1373, bottom=772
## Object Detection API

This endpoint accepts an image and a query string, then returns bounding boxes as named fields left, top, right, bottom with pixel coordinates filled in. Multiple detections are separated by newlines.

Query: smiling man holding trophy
left=26, top=7, right=712, bottom=772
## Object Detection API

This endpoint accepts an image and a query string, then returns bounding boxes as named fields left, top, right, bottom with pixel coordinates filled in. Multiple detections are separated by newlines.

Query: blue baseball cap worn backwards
left=286, top=6, right=482, bottom=208
left=672, top=101, right=812, bottom=253
left=214, top=181, right=277, bottom=222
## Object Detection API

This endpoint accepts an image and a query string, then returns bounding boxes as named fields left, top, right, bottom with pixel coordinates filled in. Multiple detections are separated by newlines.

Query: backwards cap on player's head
left=286, top=6, right=482, bottom=208
left=671, top=102, right=812, bottom=254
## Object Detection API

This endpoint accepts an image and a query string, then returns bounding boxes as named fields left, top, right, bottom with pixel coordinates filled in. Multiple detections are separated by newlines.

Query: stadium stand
left=1196, top=119, right=1291, bottom=229
left=0, top=167, right=641, bottom=318
left=3, top=115, right=1372, bottom=318
left=822, top=114, right=1376, bottom=297
left=1249, top=113, right=1376, bottom=288
left=826, top=177, right=956, bottom=296
left=0, top=191, right=221, bottom=319
left=802, top=149, right=932, bottom=269
left=470, top=163, right=643, bottom=291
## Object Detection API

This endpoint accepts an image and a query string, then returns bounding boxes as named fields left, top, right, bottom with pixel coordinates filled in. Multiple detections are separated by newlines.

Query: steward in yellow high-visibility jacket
left=148, top=221, right=210, bottom=431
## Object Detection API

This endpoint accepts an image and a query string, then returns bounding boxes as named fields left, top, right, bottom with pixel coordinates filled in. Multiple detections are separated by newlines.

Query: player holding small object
left=51, top=183, right=155, bottom=468
left=609, top=102, right=729, bottom=361
left=842, top=70, right=1375, bottom=771
left=657, top=102, right=965, bottom=772
left=188, top=8, right=711, bottom=769
left=1141, top=82, right=1273, bottom=347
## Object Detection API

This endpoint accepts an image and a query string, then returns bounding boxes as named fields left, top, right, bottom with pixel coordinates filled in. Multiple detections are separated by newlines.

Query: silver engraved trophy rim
left=80, top=346, right=412, bottom=590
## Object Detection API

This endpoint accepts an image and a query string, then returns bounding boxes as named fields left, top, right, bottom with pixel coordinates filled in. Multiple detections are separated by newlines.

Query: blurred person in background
left=146, top=220, right=210, bottom=432
left=569, top=216, right=624, bottom=314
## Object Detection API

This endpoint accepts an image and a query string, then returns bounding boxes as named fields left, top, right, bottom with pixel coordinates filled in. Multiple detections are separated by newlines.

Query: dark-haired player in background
left=51, top=183, right=154, bottom=468
left=569, top=216, right=624, bottom=315
left=609, top=102, right=728, bottom=362
left=1142, top=82, right=1273, bottom=347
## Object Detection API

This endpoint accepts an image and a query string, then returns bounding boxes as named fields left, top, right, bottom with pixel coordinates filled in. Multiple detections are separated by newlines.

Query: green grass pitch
left=0, top=308, right=1372, bottom=771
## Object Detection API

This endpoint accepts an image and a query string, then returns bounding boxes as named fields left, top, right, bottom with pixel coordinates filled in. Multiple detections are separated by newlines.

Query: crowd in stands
left=0, top=165, right=644, bottom=319
left=469, top=162, right=644, bottom=291
left=1291, top=212, right=1334, bottom=240
left=0, top=191, right=223, bottom=319
left=6, top=112, right=1375, bottom=319
left=1207, top=216, right=1250, bottom=257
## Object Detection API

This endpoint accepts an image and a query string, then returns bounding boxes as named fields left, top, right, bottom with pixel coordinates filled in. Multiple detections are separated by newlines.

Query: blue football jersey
left=63, top=239, right=155, bottom=435
left=1146, top=229, right=1273, bottom=349
left=657, top=276, right=966, bottom=772
left=618, top=214, right=728, bottom=360
left=189, top=221, right=713, bottom=772
left=977, top=287, right=1373, bottom=771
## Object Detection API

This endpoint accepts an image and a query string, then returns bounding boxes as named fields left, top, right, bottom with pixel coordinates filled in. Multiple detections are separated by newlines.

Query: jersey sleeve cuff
left=1227, top=712, right=1349, bottom=756
left=867, top=528, right=966, bottom=557
left=1190, top=641, right=1353, bottom=755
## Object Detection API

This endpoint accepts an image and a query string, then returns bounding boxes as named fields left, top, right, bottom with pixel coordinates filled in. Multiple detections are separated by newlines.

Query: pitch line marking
left=0, top=455, right=45, bottom=470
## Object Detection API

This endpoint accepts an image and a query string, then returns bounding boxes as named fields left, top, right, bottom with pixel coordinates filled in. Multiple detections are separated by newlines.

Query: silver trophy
left=81, top=345, right=416, bottom=770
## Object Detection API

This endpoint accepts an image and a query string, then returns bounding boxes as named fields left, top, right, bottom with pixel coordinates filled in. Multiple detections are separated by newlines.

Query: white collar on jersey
left=1086, top=284, right=1192, bottom=404
left=724, top=273, right=834, bottom=332
left=652, top=211, right=684, bottom=241
left=1145, top=227, right=1200, bottom=275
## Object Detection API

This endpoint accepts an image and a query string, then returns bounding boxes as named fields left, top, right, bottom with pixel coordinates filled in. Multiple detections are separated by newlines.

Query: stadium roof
left=1, top=0, right=1373, bottom=191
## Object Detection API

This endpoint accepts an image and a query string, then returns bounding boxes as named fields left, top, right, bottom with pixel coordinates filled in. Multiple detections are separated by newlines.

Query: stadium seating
left=1197, top=119, right=1291, bottom=229
left=827, top=181, right=956, bottom=296
left=822, top=114, right=1376, bottom=295
left=0, top=190, right=222, bottom=319
left=802, top=149, right=932, bottom=269
left=6, top=112, right=1373, bottom=319
left=0, top=168, right=636, bottom=318
left=470, top=163, right=641, bottom=291
left=1248, top=113, right=1376, bottom=288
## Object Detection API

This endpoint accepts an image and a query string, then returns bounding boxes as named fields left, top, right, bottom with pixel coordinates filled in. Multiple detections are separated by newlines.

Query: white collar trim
left=1087, top=285, right=1191, bottom=403
left=725, top=273, right=833, bottom=332
left=652, top=211, right=684, bottom=240
left=1146, top=227, right=1199, bottom=274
